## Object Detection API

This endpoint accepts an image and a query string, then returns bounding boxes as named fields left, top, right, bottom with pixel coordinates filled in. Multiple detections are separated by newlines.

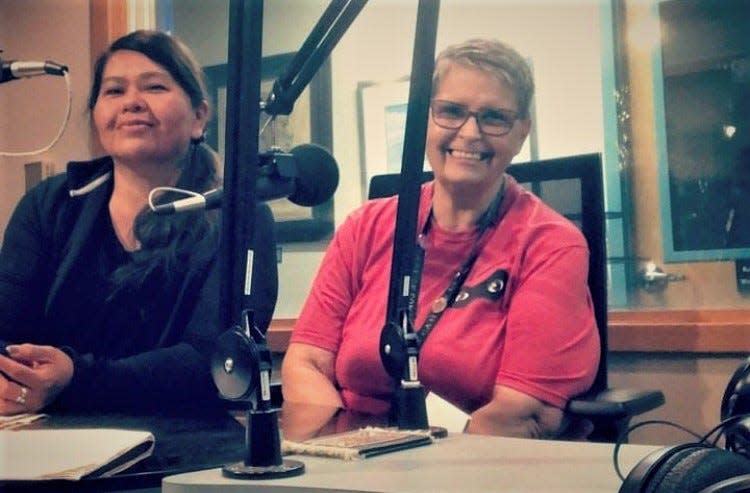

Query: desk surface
left=163, top=433, right=659, bottom=493
left=2, top=404, right=660, bottom=493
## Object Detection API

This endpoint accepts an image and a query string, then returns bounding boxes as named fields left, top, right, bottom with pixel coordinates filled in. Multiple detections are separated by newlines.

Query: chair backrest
left=367, top=153, right=608, bottom=394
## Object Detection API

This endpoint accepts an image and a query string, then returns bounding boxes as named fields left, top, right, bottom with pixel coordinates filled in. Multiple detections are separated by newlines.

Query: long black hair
left=88, top=30, right=221, bottom=295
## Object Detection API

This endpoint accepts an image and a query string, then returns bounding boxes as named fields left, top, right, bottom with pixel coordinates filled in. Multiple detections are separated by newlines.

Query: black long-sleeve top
left=0, top=157, right=278, bottom=414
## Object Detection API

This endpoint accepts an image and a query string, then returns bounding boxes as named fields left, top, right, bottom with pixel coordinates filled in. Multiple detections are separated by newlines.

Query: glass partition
left=652, top=0, right=750, bottom=262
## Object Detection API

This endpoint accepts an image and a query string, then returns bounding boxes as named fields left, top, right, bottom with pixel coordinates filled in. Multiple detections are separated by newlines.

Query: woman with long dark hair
left=0, top=30, right=277, bottom=414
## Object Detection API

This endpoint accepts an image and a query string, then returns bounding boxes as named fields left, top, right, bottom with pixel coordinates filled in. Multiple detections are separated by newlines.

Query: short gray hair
left=433, top=38, right=534, bottom=120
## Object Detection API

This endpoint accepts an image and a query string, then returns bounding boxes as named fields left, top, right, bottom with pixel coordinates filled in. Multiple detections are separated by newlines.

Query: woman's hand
left=0, top=344, right=73, bottom=415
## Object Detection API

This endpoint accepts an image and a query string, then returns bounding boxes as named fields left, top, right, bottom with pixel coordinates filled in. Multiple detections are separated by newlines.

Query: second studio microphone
left=0, top=59, right=68, bottom=84
left=152, top=143, right=340, bottom=215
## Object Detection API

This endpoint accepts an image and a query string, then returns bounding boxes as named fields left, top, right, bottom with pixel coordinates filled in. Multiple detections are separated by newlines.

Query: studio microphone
left=152, top=143, right=339, bottom=215
left=1, top=58, right=68, bottom=84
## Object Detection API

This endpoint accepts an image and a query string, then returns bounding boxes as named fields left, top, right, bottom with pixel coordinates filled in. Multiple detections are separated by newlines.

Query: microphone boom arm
left=379, top=0, right=440, bottom=431
left=262, top=0, right=368, bottom=116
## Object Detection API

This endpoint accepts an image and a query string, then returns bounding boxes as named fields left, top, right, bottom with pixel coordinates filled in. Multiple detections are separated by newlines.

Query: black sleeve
left=0, top=182, right=59, bottom=342
left=49, top=202, right=279, bottom=414
left=50, top=256, right=225, bottom=414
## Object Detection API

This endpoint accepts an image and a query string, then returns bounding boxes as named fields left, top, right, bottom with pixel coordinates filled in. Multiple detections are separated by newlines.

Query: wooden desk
left=163, top=433, right=660, bottom=493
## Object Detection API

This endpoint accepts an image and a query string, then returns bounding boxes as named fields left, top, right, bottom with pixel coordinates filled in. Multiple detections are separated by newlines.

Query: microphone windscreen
left=288, top=143, right=339, bottom=207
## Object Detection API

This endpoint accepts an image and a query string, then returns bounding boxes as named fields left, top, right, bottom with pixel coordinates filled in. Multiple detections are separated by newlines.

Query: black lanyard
left=408, top=179, right=506, bottom=348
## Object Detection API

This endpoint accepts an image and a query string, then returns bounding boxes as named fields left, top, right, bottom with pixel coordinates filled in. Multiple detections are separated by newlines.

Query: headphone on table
left=618, top=357, right=750, bottom=493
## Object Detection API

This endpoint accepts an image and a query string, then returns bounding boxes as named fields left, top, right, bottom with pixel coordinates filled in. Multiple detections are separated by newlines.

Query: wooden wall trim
left=89, top=0, right=128, bottom=156
left=90, top=0, right=128, bottom=66
left=267, top=319, right=295, bottom=353
left=268, top=310, right=750, bottom=353
left=609, top=309, right=750, bottom=353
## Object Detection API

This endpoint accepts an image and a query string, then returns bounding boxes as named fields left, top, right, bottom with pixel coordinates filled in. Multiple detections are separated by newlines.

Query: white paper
left=0, top=413, right=46, bottom=430
left=426, top=392, right=470, bottom=433
left=0, top=428, right=154, bottom=480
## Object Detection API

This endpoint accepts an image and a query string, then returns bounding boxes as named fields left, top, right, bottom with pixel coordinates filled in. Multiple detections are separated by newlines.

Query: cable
left=703, top=413, right=750, bottom=447
left=147, top=186, right=201, bottom=212
left=612, top=414, right=750, bottom=482
left=0, top=71, right=72, bottom=158
left=613, top=419, right=703, bottom=481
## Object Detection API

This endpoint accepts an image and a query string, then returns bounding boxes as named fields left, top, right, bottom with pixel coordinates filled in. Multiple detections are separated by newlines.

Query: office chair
left=368, top=153, right=665, bottom=442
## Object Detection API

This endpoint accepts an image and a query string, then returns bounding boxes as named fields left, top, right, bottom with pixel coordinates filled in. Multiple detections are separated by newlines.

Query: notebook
left=0, top=428, right=154, bottom=480
left=281, top=426, right=432, bottom=460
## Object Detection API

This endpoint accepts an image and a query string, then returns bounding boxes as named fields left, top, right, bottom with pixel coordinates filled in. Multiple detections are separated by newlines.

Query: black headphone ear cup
left=721, top=358, right=750, bottom=457
left=648, top=447, right=750, bottom=493
left=726, top=417, right=750, bottom=457
left=621, top=444, right=750, bottom=493
left=620, top=444, right=701, bottom=493
left=722, top=358, right=750, bottom=421
left=699, top=473, right=750, bottom=493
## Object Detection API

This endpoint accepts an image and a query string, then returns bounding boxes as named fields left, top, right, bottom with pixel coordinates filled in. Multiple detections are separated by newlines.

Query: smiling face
left=426, top=63, right=530, bottom=198
left=92, top=50, right=207, bottom=169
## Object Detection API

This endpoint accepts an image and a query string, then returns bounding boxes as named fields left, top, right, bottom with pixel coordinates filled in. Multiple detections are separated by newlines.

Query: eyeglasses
left=430, top=99, right=519, bottom=137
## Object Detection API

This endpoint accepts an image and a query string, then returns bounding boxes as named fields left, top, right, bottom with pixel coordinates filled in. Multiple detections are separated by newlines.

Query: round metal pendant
left=431, top=297, right=448, bottom=313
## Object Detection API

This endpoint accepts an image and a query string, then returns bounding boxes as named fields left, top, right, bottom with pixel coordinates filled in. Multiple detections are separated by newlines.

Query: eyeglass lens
left=431, top=100, right=517, bottom=136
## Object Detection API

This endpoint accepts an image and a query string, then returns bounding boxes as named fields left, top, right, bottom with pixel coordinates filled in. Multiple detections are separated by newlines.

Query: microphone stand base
left=221, top=405, right=306, bottom=480
left=221, top=460, right=305, bottom=480
left=394, top=383, right=429, bottom=431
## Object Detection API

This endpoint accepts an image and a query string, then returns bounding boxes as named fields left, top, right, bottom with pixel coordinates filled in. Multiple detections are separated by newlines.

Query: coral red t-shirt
left=290, top=177, right=599, bottom=415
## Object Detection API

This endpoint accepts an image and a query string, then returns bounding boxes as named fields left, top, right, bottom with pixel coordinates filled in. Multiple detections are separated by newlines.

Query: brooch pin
left=487, top=279, right=504, bottom=294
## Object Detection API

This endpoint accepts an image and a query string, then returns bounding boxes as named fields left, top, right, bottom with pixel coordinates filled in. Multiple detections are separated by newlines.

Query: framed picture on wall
left=203, top=53, right=335, bottom=243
